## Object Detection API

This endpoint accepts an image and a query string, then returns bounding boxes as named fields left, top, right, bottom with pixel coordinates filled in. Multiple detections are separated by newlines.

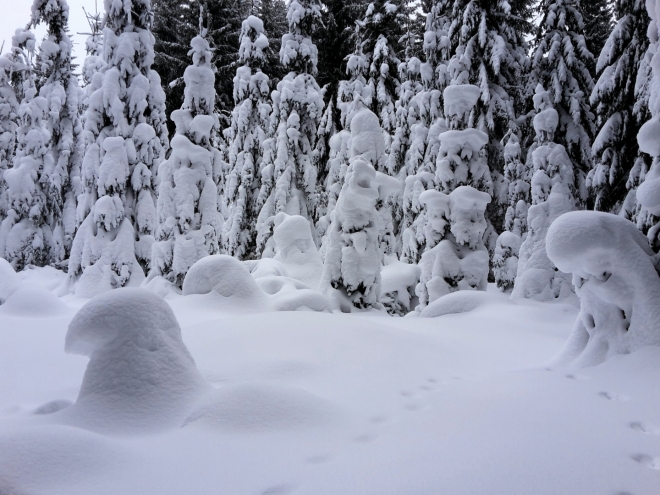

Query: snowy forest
left=1, top=0, right=660, bottom=493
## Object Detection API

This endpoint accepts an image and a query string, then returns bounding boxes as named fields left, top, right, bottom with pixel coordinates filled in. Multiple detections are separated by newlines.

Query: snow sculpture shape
left=322, top=158, right=383, bottom=310
left=271, top=213, right=323, bottom=289
left=416, top=186, right=490, bottom=310
left=63, top=288, right=206, bottom=432
left=547, top=211, right=660, bottom=366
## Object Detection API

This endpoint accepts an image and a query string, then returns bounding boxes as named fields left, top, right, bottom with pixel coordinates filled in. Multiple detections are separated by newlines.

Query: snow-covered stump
left=322, top=159, right=383, bottom=311
left=547, top=211, right=660, bottom=367
left=62, top=288, right=206, bottom=433
left=416, top=186, right=490, bottom=310
left=512, top=85, right=577, bottom=302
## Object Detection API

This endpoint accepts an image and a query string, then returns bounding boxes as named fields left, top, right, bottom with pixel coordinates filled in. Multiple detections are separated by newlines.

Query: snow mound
left=547, top=211, right=660, bottom=366
left=183, top=254, right=264, bottom=300
left=246, top=258, right=288, bottom=279
left=255, top=276, right=329, bottom=312
left=0, top=258, right=21, bottom=304
left=380, top=261, right=421, bottom=315
left=420, top=290, right=511, bottom=318
left=62, top=288, right=206, bottom=433
left=183, top=383, right=336, bottom=432
left=0, top=284, right=70, bottom=318
left=272, top=213, right=323, bottom=289
left=33, top=399, right=73, bottom=415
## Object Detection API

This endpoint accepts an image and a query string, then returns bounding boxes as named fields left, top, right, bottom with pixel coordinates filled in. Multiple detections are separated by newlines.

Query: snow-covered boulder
left=547, top=211, right=660, bottom=367
left=420, top=290, right=512, bottom=318
left=62, top=288, right=207, bottom=432
left=380, top=261, right=421, bottom=315
left=0, top=284, right=69, bottom=318
left=0, top=257, right=20, bottom=304
left=272, top=213, right=323, bottom=289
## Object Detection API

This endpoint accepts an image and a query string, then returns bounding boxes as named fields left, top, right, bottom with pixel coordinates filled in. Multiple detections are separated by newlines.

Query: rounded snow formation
left=420, top=290, right=510, bottom=318
left=0, top=258, right=21, bottom=304
left=62, top=288, right=206, bottom=433
left=546, top=211, right=660, bottom=367
left=0, top=284, right=70, bottom=318
left=443, top=84, right=480, bottom=118
left=533, top=108, right=559, bottom=134
left=182, top=383, right=336, bottom=432
left=637, top=116, right=660, bottom=157
left=272, top=213, right=323, bottom=289
left=255, top=276, right=329, bottom=312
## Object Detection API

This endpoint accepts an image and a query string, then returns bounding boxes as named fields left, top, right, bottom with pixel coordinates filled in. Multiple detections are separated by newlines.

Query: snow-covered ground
left=1, top=267, right=660, bottom=495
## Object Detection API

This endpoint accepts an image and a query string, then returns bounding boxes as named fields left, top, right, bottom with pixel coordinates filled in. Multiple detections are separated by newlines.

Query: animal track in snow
left=368, top=415, right=388, bottom=424
left=599, top=391, right=630, bottom=402
left=631, top=454, right=660, bottom=470
left=565, top=373, right=589, bottom=380
left=307, top=453, right=332, bottom=464
left=354, top=432, right=377, bottom=443
left=261, top=483, right=297, bottom=495
left=630, top=422, right=660, bottom=435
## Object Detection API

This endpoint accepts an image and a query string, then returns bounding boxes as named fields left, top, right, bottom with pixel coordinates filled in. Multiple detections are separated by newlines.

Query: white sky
left=0, top=0, right=99, bottom=75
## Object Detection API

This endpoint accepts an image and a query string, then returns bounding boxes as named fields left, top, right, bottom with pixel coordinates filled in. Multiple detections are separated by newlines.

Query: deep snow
left=1, top=267, right=660, bottom=495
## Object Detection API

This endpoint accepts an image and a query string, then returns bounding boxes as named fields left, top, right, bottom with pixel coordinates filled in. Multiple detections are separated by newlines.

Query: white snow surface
left=1, top=267, right=660, bottom=494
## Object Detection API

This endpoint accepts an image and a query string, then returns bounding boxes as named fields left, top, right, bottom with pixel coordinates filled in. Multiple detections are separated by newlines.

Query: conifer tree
left=68, top=0, right=168, bottom=293
left=29, top=0, right=82, bottom=262
left=0, top=56, right=19, bottom=220
left=582, top=0, right=614, bottom=66
left=589, top=0, right=651, bottom=213
left=529, top=0, right=595, bottom=203
left=223, top=15, right=272, bottom=259
left=255, top=0, right=324, bottom=255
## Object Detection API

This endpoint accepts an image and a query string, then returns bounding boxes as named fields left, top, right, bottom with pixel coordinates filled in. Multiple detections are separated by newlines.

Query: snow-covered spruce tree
left=415, top=186, right=491, bottom=310
left=68, top=0, right=169, bottom=293
left=632, top=0, right=660, bottom=249
left=529, top=0, right=595, bottom=203
left=255, top=0, right=324, bottom=255
left=399, top=0, right=452, bottom=264
left=0, top=55, right=19, bottom=220
left=0, top=29, right=53, bottom=270
left=445, top=0, right=530, bottom=234
left=582, top=0, right=614, bottom=68
left=511, top=84, right=576, bottom=302
left=589, top=0, right=650, bottom=214
left=222, top=15, right=271, bottom=259
left=151, top=32, right=222, bottom=288
left=29, top=0, right=82, bottom=262
left=493, top=133, right=529, bottom=291
left=321, top=158, right=382, bottom=310
left=353, top=0, right=408, bottom=154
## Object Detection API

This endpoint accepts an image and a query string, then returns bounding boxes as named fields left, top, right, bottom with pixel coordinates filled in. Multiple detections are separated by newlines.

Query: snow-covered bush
left=512, top=85, right=577, bottom=302
left=151, top=34, right=220, bottom=288
left=69, top=0, right=168, bottom=289
left=416, top=186, right=491, bottom=310
left=0, top=257, right=20, bottom=304
left=321, top=158, right=382, bottom=310
left=492, top=231, right=522, bottom=293
left=64, top=288, right=206, bottom=432
left=380, top=261, right=421, bottom=316
left=255, top=0, right=324, bottom=255
left=0, top=56, right=18, bottom=220
left=547, top=211, right=660, bottom=367
left=223, top=15, right=272, bottom=259
left=315, top=129, right=350, bottom=242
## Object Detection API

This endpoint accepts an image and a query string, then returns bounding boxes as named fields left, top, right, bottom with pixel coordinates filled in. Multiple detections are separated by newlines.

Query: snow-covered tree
left=582, top=0, right=614, bottom=66
left=529, top=0, right=595, bottom=201
left=589, top=0, right=650, bottom=214
left=0, top=28, right=56, bottom=270
left=353, top=0, right=408, bottom=153
left=255, top=0, right=324, bottom=255
left=633, top=0, right=660, bottom=249
left=29, top=0, right=83, bottom=262
left=223, top=15, right=272, bottom=259
left=415, top=186, right=491, bottom=310
left=321, top=158, right=382, bottom=310
left=68, top=0, right=169, bottom=292
left=151, top=31, right=222, bottom=288
left=493, top=133, right=529, bottom=291
left=511, top=85, right=576, bottom=302
left=0, top=55, right=19, bottom=219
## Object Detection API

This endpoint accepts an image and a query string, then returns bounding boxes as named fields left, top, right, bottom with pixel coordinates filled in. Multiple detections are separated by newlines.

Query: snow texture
left=547, top=211, right=660, bottom=366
